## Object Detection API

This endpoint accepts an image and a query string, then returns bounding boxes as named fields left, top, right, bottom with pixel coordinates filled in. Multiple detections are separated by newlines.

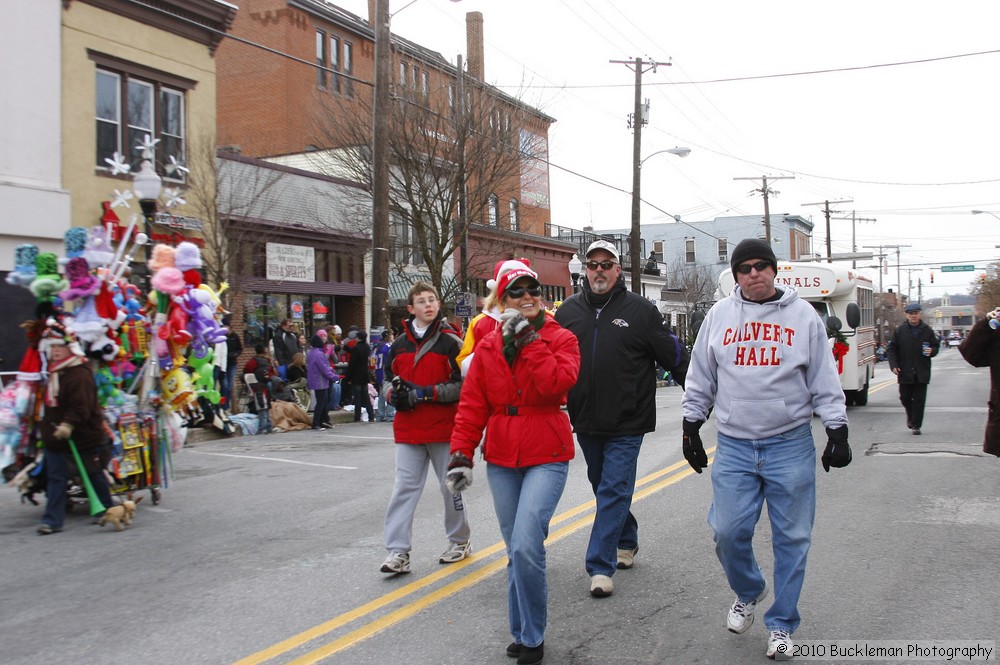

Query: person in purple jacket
left=306, top=332, right=338, bottom=431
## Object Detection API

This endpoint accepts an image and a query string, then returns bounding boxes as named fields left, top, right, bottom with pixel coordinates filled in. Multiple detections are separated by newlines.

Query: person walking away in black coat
left=346, top=332, right=375, bottom=422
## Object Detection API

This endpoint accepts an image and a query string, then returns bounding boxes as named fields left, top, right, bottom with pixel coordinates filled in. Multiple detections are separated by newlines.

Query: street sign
left=941, top=265, right=976, bottom=272
left=455, top=291, right=474, bottom=317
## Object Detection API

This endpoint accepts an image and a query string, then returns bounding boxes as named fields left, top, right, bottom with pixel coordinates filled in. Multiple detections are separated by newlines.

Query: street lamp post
left=568, top=253, right=582, bottom=294
left=972, top=209, right=1000, bottom=222
left=630, top=147, right=691, bottom=294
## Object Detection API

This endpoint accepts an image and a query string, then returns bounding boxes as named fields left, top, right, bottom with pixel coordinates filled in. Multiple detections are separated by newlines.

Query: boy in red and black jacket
left=379, top=281, right=470, bottom=575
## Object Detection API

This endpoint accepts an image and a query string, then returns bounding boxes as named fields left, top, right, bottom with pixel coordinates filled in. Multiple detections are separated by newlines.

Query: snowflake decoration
left=111, top=188, right=135, bottom=209
left=165, top=155, right=190, bottom=177
left=104, top=151, right=131, bottom=176
left=163, top=188, right=186, bottom=208
left=134, top=133, right=161, bottom=158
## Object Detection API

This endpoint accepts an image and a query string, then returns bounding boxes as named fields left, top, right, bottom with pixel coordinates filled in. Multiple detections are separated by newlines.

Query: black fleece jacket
left=555, top=275, right=689, bottom=436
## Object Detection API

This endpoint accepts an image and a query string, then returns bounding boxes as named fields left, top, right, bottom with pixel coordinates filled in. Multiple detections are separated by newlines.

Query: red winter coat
left=450, top=316, right=580, bottom=468
left=386, top=316, right=463, bottom=444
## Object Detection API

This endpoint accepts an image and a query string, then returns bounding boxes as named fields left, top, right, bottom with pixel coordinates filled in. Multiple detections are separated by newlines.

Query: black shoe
left=321, top=422, right=334, bottom=428
left=311, top=426, right=326, bottom=431
left=912, top=428, right=921, bottom=435
left=506, top=642, right=522, bottom=658
left=37, top=524, right=61, bottom=535
left=517, top=642, right=543, bottom=665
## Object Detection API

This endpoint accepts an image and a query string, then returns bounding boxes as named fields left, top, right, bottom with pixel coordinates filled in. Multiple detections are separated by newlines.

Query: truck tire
left=853, top=380, right=869, bottom=406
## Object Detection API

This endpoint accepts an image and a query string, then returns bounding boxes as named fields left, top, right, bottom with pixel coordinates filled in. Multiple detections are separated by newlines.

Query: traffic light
left=982, top=273, right=988, bottom=284
left=930, top=272, right=934, bottom=284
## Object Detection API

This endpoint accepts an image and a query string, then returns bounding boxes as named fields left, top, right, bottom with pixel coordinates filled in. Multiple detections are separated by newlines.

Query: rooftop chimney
left=367, top=0, right=375, bottom=27
left=466, top=11, right=484, bottom=79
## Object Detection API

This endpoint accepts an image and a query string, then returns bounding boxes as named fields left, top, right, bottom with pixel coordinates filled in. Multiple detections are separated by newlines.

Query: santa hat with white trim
left=486, top=258, right=532, bottom=292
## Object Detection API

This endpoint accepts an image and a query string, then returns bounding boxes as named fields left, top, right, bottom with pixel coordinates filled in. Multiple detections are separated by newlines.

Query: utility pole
left=803, top=199, right=852, bottom=262
left=862, top=246, right=888, bottom=345
left=456, top=54, right=470, bottom=329
left=611, top=56, right=671, bottom=294
left=832, top=211, right=876, bottom=269
left=733, top=175, right=794, bottom=243
left=901, top=268, right=922, bottom=304
left=370, top=0, right=391, bottom=329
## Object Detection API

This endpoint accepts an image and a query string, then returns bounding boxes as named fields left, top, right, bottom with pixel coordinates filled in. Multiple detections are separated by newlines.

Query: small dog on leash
left=98, top=496, right=142, bottom=531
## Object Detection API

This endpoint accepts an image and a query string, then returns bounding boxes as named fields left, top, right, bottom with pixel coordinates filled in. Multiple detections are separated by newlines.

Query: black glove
left=501, top=309, right=539, bottom=349
left=822, top=425, right=852, bottom=472
left=389, top=377, right=414, bottom=412
left=446, top=452, right=474, bottom=493
left=682, top=418, right=708, bottom=473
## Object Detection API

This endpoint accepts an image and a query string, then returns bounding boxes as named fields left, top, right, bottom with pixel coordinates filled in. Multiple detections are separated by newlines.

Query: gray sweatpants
left=383, top=442, right=471, bottom=553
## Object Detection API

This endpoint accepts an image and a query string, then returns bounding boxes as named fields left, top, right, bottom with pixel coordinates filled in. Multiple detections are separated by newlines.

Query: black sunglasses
left=585, top=260, right=617, bottom=271
left=505, top=285, right=542, bottom=299
left=735, top=260, right=773, bottom=275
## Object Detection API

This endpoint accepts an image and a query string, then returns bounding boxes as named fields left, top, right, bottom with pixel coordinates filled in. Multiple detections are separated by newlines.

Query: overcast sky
left=334, top=0, right=1000, bottom=300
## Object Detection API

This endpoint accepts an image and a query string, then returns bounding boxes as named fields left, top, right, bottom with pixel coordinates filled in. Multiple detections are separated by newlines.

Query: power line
left=504, top=48, right=1000, bottom=89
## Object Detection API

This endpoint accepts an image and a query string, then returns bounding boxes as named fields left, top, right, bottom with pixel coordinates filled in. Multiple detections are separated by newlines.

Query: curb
left=184, top=408, right=359, bottom=444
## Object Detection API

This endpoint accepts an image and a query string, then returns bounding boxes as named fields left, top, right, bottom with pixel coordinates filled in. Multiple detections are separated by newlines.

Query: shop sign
left=266, top=242, right=315, bottom=283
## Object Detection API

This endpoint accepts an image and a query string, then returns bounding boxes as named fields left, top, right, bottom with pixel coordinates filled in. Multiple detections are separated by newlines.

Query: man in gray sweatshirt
left=680, top=239, right=852, bottom=661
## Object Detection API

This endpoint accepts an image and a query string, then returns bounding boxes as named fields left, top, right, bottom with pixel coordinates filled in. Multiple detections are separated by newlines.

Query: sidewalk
left=185, top=406, right=361, bottom=444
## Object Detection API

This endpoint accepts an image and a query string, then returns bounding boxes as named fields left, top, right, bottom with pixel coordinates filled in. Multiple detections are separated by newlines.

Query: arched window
left=509, top=198, right=519, bottom=231
left=487, top=194, right=499, bottom=227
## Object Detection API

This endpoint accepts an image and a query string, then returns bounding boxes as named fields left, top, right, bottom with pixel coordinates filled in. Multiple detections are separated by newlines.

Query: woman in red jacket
left=447, top=265, right=580, bottom=665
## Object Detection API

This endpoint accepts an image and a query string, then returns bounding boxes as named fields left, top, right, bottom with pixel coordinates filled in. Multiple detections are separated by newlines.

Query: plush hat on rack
left=62, top=227, right=88, bottom=261
left=151, top=266, right=186, bottom=296
left=5, top=243, right=38, bottom=287
left=174, top=241, right=202, bottom=287
left=29, top=253, right=69, bottom=301
left=16, top=345, right=43, bottom=382
left=83, top=226, right=115, bottom=268
left=486, top=258, right=532, bottom=292
left=148, top=244, right=176, bottom=273
left=59, top=257, right=101, bottom=302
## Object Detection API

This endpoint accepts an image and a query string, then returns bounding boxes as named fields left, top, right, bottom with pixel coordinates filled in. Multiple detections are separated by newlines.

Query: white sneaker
left=727, top=581, right=769, bottom=633
left=379, top=551, right=411, bottom=574
left=616, top=546, right=639, bottom=569
left=766, top=629, right=793, bottom=660
left=438, top=541, right=472, bottom=563
left=590, top=574, right=614, bottom=597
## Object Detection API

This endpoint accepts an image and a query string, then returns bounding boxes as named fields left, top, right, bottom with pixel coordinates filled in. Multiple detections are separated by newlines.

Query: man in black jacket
left=555, top=240, right=689, bottom=598
left=346, top=331, right=375, bottom=422
left=272, top=319, right=299, bottom=377
left=886, top=302, right=940, bottom=435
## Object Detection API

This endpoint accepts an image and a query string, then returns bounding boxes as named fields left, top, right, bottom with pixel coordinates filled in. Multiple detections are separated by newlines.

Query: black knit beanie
left=730, top=238, right=777, bottom=274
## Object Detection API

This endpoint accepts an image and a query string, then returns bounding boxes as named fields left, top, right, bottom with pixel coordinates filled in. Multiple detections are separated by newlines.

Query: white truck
left=718, top=262, right=877, bottom=406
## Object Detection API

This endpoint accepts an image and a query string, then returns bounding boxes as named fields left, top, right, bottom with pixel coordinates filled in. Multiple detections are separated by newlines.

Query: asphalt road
left=2, top=347, right=998, bottom=664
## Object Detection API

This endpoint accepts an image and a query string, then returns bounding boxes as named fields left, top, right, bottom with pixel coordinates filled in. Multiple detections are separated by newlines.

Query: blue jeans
left=577, top=433, right=643, bottom=576
left=708, top=422, right=816, bottom=633
left=487, top=461, right=568, bottom=650
left=376, top=382, right=396, bottom=421
left=330, top=381, right=341, bottom=410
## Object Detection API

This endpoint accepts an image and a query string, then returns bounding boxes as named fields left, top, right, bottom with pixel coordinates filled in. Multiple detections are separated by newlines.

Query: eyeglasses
left=505, top=286, right=542, bottom=299
left=735, top=260, right=773, bottom=275
left=585, top=260, right=617, bottom=271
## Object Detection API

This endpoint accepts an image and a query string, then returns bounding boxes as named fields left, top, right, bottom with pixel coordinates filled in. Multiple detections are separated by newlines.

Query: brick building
left=214, top=0, right=576, bottom=332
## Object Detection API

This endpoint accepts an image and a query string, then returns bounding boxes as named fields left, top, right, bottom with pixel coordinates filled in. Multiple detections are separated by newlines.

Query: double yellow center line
left=233, top=453, right=711, bottom=665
